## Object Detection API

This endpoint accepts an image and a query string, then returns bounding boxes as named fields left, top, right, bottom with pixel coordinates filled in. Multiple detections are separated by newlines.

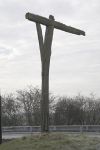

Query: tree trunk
left=0, top=95, right=2, bottom=144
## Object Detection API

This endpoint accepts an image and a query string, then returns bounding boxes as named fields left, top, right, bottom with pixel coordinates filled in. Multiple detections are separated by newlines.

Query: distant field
left=0, top=133, right=100, bottom=150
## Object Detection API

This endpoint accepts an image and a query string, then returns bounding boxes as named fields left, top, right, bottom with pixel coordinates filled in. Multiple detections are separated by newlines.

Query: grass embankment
left=0, top=133, right=100, bottom=150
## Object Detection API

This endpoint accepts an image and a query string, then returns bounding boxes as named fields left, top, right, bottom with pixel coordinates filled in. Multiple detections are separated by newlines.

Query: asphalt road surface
left=2, top=132, right=100, bottom=139
left=2, top=132, right=37, bottom=139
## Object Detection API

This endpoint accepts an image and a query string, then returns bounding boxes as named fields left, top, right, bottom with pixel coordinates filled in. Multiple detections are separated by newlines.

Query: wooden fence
left=2, top=125, right=100, bottom=133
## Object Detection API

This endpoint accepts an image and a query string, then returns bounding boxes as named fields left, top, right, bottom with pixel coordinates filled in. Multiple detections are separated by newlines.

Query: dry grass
left=0, top=133, right=100, bottom=150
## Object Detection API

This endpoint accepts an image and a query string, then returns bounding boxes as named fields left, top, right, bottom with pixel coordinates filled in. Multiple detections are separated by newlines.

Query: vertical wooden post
left=36, top=15, right=54, bottom=132
left=41, top=16, right=54, bottom=132
left=0, top=94, right=2, bottom=144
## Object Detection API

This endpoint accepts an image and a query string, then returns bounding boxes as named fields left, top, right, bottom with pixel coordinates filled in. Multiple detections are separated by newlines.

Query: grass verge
left=0, top=133, right=100, bottom=150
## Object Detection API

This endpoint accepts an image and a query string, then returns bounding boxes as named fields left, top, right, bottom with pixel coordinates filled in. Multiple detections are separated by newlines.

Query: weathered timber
left=36, top=15, right=54, bottom=132
left=36, top=23, right=44, bottom=62
left=25, top=12, right=85, bottom=132
left=26, top=12, right=85, bottom=36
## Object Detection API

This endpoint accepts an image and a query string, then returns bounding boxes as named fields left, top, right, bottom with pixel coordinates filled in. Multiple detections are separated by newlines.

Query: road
left=2, top=132, right=37, bottom=139
left=2, top=132, right=100, bottom=139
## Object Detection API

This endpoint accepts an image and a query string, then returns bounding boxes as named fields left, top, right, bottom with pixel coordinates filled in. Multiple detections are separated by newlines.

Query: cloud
left=0, top=46, right=12, bottom=56
left=0, top=0, right=100, bottom=97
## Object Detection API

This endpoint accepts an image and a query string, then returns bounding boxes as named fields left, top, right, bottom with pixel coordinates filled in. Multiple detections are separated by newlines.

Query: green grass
left=0, top=133, right=100, bottom=150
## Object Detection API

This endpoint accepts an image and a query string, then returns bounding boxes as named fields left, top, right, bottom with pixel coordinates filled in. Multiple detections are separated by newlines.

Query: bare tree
left=54, top=95, right=86, bottom=125
left=2, top=94, right=21, bottom=126
left=17, top=86, right=41, bottom=125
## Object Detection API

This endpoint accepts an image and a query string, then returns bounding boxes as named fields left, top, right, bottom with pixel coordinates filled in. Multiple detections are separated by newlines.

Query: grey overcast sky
left=0, top=0, right=100, bottom=97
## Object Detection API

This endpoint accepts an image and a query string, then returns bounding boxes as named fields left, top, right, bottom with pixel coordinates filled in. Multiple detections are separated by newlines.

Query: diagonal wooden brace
left=36, top=23, right=44, bottom=62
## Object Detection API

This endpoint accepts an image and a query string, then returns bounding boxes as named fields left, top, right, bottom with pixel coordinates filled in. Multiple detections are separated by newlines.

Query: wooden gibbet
left=25, top=13, right=85, bottom=132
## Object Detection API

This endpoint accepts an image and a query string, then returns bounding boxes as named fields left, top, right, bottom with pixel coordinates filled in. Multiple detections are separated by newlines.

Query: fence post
left=80, top=125, right=83, bottom=133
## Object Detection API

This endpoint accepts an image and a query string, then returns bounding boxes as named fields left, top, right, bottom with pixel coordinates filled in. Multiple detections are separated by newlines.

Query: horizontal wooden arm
left=25, top=12, right=85, bottom=36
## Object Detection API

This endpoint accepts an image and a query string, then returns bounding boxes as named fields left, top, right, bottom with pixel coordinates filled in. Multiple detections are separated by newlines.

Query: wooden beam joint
left=25, top=12, right=85, bottom=36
